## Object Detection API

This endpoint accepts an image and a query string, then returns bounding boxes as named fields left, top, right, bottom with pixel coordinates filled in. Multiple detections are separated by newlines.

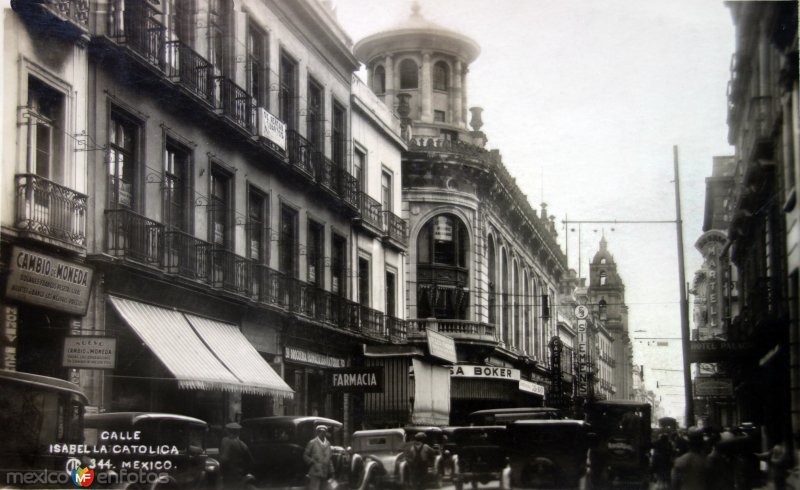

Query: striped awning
left=109, top=296, right=293, bottom=398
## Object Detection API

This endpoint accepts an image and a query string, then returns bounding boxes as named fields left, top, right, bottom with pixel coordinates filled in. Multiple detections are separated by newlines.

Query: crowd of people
left=651, top=425, right=790, bottom=490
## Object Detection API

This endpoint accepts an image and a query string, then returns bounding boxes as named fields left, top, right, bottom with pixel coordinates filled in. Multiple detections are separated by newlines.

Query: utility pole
left=673, top=145, right=694, bottom=427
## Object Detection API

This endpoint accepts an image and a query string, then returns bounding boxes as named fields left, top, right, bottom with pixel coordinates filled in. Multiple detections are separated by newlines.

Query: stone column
left=461, top=66, right=469, bottom=125
left=384, top=54, right=395, bottom=113
left=453, top=59, right=463, bottom=127
left=421, top=50, right=433, bottom=122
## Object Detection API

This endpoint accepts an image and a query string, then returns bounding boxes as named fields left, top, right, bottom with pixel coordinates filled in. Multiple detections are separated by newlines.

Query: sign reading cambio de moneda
left=63, top=337, right=117, bottom=370
left=6, top=247, right=93, bottom=315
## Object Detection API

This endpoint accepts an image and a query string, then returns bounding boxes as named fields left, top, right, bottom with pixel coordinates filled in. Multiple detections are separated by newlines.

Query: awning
left=108, top=296, right=293, bottom=398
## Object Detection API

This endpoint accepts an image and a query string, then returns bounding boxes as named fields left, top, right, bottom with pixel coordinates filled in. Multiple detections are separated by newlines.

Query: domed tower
left=353, top=1, right=481, bottom=140
left=587, top=236, right=633, bottom=400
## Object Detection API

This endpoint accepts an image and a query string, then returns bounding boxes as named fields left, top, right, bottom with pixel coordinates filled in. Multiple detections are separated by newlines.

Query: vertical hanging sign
left=575, top=305, right=589, bottom=397
left=549, top=336, right=563, bottom=408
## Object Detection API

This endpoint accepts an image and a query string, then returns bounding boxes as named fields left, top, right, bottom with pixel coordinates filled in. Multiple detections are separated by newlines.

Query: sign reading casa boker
left=327, top=366, right=384, bottom=393
left=63, top=336, right=117, bottom=370
left=6, top=247, right=93, bottom=315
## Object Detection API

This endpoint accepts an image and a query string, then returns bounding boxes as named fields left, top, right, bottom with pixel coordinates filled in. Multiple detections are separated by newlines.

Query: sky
left=332, top=0, right=737, bottom=422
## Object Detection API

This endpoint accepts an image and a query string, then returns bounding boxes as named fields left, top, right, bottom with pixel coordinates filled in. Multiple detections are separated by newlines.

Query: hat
left=315, top=425, right=328, bottom=432
left=686, top=427, right=703, bottom=444
left=414, top=432, right=427, bottom=441
left=226, top=422, right=242, bottom=430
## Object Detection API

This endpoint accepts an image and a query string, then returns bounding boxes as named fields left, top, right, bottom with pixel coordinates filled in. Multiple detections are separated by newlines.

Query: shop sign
left=695, top=376, right=733, bottom=397
left=2, top=305, right=18, bottom=370
left=257, top=107, right=287, bottom=151
left=449, top=364, right=520, bottom=381
left=6, top=247, right=93, bottom=315
left=285, top=346, right=345, bottom=368
left=519, top=379, right=546, bottom=396
left=328, top=366, right=383, bottom=393
left=577, top=319, right=588, bottom=397
left=433, top=216, right=453, bottom=241
left=63, top=337, right=117, bottom=370
left=688, top=340, right=753, bottom=363
left=426, top=329, right=457, bottom=364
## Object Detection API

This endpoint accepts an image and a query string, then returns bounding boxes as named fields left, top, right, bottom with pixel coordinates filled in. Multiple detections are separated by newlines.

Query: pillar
left=421, top=50, right=432, bottom=122
left=461, top=66, right=469, bottom=125
left=384, top=54, right=395, bottom=113
left=453, top=59, right=463, bottom=127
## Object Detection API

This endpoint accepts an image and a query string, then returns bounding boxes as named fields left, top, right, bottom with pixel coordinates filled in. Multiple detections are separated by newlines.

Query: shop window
left=399, top=59, right=418, bottom=89
left=308, top=220, right=324, bottom=287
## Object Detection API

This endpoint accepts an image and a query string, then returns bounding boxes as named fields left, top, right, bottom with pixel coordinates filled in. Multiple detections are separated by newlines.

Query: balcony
left=407, top=318, right=497, bottom=343
left=417, top=264, right=469, bottom=288
left=382, top=210, right=408, bottom=249
left=15, top=174, right=87, bottom=250
left=208, top=248, right=251, bottom=294
left=313, top=152, right=338, bottom=194
left=109, top=1, right=166, bottom=71
left=742, top=96, right=775, bottom=162
left=105, top=208, right=162, bottom=265
left=356, top=192, right=383, bottom=234
left=252, top=264, right=289, bottom=309
left=12, top=0, right=90, bottom=42
left=360, top=305, right=387, bottom=338
left=164, top=40, right=214, bottom=105
left=163, top=229, right=210, bottom=280
left=385, top=316, right=407, bottom=343
left=339, top=168, right=360, bottom=211
left=287, top=130, right=314, bottom=177
left=215, top=78, right=256, bottom=134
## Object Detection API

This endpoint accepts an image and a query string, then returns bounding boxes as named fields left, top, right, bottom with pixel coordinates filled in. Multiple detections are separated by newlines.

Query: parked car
left=239, top=416, right=348, bottom=489
left=349, top=428, right=408, bottom=490
left=467, top=407, right=561, bottom=425
left=585, top=400, right=651, bottom=489
left=449, top=425, right=508, bottom=490
left=501, top=420, right=592, bottom=490
left=83, top=411, right=219, bottom=490
left=0, top=370, right=88, bottom=485
left=404, top=426, right=445, bottom=486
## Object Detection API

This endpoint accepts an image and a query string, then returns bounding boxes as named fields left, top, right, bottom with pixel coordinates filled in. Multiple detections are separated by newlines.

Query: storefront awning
left=108, top=296, right=293, bottom=398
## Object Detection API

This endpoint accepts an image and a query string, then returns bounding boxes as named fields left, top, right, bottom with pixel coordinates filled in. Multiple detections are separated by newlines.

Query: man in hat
left=303, top=424, right=335, bottom=490
left=671, top=427, right=708, bottom=490
left=220, top=422, right=253, bottom=490
left=403, top=432, right=435, bottom=490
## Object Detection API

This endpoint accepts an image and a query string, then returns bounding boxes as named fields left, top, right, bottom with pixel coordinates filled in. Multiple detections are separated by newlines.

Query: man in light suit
left=303, top=425, right=335, bottom=490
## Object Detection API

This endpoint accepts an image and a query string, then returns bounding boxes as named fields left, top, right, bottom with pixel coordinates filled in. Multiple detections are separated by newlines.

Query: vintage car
left=501, top=420, right=592, bottom=490
left=240, top=416, right=348, bottom=489
left=585, top=400, right=652, bottom=489
left=449, top=425, right=508, bottom=490
left=467, top=407, right=561, bottom=425
left=84, top=411, right=220, bottom=489
left=0, top=369, right=88, bottom=486
left=349, top=428, right=408, bottom=490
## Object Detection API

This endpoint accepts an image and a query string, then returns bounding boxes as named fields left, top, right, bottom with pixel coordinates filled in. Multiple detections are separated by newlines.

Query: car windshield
left=588, top=405, right=650, bottom=440
left=453, top=428, right=506, bottom=445
left=245, top=422, right=296, bottom=444
left=511, top=424, right=584, bottom=447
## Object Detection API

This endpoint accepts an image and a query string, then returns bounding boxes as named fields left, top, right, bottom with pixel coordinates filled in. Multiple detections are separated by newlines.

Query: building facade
left=4, top=0, right=409, bottom=438
left=354, top=4, right=563, bottom=425
left=717, top=0, right=797, bottom=450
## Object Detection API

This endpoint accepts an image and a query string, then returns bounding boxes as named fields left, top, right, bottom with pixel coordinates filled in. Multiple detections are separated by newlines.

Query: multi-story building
left=719, top=1, right=797, bottom=450
left=4, top=0, right=409, bottom=436
left=690, top=156, right=738, bottom=428
left=354, top=3, right=563, bottom=425
left=586, top=236, right=634, bottom=400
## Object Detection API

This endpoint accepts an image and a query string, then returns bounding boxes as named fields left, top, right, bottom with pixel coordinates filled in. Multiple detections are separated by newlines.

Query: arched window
left=433, top=61, right=448, bottom=91
left=373, top=65, right=386, bottom=94
left=501, top=249, right=510, bottom=345
left=599, top=271, right=607, bottom=286
left=399, top=59, right=418, bottom=89
left=523, top=270, right=530, bottom=354
left=417, top=214, right=470, bottom=319
left=487, top=236, right=497, bottom=325
left=599, top=298, right=608, bottom=320
left=513, top=259, right=521, bottom=348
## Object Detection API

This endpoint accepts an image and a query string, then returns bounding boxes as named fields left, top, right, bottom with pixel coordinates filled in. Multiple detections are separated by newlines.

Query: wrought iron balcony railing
left=163, top=228, right=210, bottom=280
left=338, top=168, right=360, bottom=210
left=286, top=130, right=314, bottom=176
left=208, top=247, right=251, bottom=294
left=360, top=305, right=386, bottom=338
left=251, top=263, right=288, bottom=308
left=313, top=152, right=338, bottom=193
left=164, top=40, right=214, bottom=104
left=105, top=208, right=163, bottom=264
left=214, top=78, right=257, bottom=134
left=385, top=316, right=407, bottom=343
left=12, top=0, right=90, bottom=41
left=109, top=1, right=166, bottom=70
left=15, top=174, right=87, bottom=248
left=358, top=192, right=383, bottom=230
left=382, top=210, right=407, bottom=246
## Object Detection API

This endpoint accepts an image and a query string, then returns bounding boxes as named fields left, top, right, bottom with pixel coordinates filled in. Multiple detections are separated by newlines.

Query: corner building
left=354, top=4, right=566, bottom=425
left=5, top=0, right=409, bottom=438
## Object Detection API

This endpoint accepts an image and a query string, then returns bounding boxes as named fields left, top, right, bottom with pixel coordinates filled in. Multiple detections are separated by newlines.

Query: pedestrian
left=404, top=432, right=434, bottom=490
left=651, top=433, right=673, bottom=489
left=220, top=422, right=253, bottom=490
left=303, top=425, right=335, bottom=490
left=706, top=431, right=736, bottom=490
left=671, top=426, right=707, bottom=490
